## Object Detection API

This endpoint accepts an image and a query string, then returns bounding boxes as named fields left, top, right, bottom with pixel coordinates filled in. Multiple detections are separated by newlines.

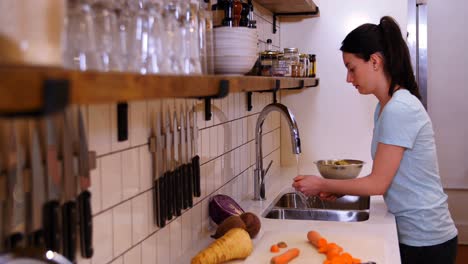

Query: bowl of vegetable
left=314, top=159, right=365, bottom=180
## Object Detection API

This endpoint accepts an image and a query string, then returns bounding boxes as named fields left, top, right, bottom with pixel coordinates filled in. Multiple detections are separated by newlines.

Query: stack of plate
left=212, top=27, right=258, bottom=74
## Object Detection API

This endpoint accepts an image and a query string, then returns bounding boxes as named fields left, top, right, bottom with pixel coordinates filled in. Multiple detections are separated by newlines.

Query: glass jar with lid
left=299, top=53, right=310, bottom=77
left=283, top=47, right=300, bottom=77
left=260, top=50, right=278, bottom=76
left=272, top=52, right=287, bottom=76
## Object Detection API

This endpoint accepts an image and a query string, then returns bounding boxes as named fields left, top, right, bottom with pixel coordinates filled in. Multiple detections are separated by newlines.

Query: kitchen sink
left=262, top=192, right=370, bottom=222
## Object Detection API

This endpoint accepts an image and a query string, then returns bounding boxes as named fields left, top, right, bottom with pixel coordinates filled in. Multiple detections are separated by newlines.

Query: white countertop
left=178, top=167, right=401, bottom=264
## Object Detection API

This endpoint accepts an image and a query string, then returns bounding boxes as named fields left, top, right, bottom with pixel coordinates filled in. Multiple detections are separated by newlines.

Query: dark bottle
left=309, top=54, right=316, bottom=77
left=233, top=0, right=243, bottom=27
left=247, top=0, right=256, bottom=28
left=222, top=0, right=234, bottom=27
left=239, top=2, right=249, bottom=27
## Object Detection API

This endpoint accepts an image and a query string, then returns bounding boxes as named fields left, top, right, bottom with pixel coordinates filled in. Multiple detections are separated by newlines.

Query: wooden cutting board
left=243, top=230, right=386, bottom=264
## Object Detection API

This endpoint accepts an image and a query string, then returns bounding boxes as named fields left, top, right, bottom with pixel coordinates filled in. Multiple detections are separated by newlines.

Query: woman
left=292, top=16, right=458, bottom=264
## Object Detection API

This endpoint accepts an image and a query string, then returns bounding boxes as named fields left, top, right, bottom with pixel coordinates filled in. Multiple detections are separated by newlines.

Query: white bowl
left=214, top=55, right=257, bottom=74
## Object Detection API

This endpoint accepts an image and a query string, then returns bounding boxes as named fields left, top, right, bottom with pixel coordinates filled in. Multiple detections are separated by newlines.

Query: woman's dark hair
left=340, top=16, right=421, bottom=100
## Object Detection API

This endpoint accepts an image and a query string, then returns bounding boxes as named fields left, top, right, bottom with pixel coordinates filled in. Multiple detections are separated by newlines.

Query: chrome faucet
left=254, top=103, right=301, bottom=200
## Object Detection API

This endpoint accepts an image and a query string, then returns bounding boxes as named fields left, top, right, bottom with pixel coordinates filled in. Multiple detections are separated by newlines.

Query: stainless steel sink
left=262, top=192, right=370, bottom=222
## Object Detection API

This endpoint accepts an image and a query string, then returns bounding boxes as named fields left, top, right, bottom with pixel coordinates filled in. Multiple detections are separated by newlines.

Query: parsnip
left=191, top=228, right=253, bottom=264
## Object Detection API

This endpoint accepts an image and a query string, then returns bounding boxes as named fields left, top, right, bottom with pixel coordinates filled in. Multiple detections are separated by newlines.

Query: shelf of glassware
left=0, top=65, right=319, bottom=115
left=255, top=0, right=319, bottom=14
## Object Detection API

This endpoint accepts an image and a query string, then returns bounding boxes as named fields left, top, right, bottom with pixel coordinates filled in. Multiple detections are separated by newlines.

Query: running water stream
left=294, top=154, right=327, bottom=212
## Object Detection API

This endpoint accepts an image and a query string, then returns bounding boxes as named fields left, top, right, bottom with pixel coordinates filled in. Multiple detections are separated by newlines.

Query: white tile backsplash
left=121, top=148, right=140, bottom=200
left=113, top=201, right=132, bottom=257
left=101, top=153, right=122, bottom=210
left=84, top=2, right=283, bottom=261
left=132, top=192, right=149, bottom=245
left=141, top=233, right=157, bottom=264
left=92, top=210, right=113, bottom=264
left=123, top=244, right=141, bottom=264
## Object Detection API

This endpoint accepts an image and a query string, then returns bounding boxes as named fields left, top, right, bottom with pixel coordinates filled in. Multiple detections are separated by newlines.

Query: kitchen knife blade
left=60, top=110, right=77, bottom=262
left=184, top=102, right=193, bottom=208
left=28, top=120, right=47, bottom=247
left=172, top=110, right=181, bottom=217
left=190, top=102, right=201, bottom=197
left=150, top=103, right=165, bottom=228
left=43, top=115, right=62, bottom=253
left=76, top=107, right=94, bottom=258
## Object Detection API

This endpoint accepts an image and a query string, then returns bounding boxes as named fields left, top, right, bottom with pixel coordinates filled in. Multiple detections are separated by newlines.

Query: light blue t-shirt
left=371, top=89, right=457, bottom=246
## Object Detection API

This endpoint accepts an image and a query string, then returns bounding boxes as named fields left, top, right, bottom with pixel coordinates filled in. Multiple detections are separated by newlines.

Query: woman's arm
left=293, top=143, right=405, bottom=196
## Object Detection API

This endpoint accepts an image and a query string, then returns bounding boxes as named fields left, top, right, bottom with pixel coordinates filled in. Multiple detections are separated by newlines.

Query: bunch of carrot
left=307, top=230, right=362, bottom=264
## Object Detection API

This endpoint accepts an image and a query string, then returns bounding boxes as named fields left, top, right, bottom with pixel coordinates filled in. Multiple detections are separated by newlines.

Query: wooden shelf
left=0, top=65, right=318, bottom=116
left=255, top=0, right=319, bottom=14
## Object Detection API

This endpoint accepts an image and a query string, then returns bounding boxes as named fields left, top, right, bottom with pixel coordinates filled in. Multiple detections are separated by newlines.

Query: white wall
left=279, top=0, right=407, bottom=176
left=428, top=0, right=468, bottom=243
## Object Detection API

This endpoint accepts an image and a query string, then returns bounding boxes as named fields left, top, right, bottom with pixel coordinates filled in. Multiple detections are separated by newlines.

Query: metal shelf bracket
left=273, top=8, right=320, bottom=34
left=202, top=79, right=230, bottom=121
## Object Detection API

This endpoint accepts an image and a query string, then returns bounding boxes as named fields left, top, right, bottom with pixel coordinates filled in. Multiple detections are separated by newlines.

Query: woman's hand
left=318, top=192, right=343, bottom=201
left=292, top=175, right=324, bottom=196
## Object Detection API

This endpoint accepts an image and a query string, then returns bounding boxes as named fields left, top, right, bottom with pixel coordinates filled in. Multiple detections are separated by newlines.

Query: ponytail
left=341, top=16, right=421, bottom=100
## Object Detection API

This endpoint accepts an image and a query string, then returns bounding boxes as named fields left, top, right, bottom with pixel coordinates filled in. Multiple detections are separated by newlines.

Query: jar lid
left=284, top=47, right=298, bottom=53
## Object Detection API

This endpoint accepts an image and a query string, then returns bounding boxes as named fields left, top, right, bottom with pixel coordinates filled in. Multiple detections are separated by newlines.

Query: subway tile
left=101, top=153, right=122, bottom=210
left=90, top=158, right=102, bottom=213
left=228, top=93, right=234, bottom=121
left=214, top=157, right=222, bottom=190
left=181, top=209, right=193, bottom=253
left=122, top=148, right=140, bottom=200
left=130, top=101, right=149, bottom=147
left=209, top=126, right=218, bottom=158
left=141, top=233, right=157, bottom=264
left=156, top=225, right=170, bottom=264
left=139, top=146, right=152, bottom=192
left=123, top=244, right=141, bottom=264
left=132, top=193, right=149, bottom=245
left=201, top=128, right=210, bottom=164
left=191, top=203, right=202, bottom=244
left=147, top=190, right=158, bottom=234
left=170, top=217, right=182, bottom=262
left=109, top=257, right=123, bottom=264
left=92, top=210, right=113, bottom=264
left=111, top=103, right=131, bottom=152
left=201, top=198, right=212, bottom=233
left=205, top=161, right=215, bottom=195
left=113, top=200, right=132, bottom=257
left=88, top=104, right=111, bottom=156
left=217, top=125, right=224, bottom=156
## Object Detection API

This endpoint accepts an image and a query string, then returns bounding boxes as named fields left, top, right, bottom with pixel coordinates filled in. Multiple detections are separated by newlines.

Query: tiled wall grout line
left=200, top=126, right=280, bottom=166
left=91, top=144, right=280, bottom=220
left=97, top=143, right=148, bottom=159
left=101, top=147, right=281, bottom=264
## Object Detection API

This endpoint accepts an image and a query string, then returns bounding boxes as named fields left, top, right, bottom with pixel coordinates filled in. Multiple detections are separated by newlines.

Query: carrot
left=270, top=248, right=300, bottom=264
left=270, top=244, right=280, bottom=253
left=307, top=230, right=322, bottom=247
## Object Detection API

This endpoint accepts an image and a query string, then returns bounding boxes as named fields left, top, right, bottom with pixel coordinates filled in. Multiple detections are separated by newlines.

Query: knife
left=60, top=110, right=77, bottom=262
left=164, top=106, right=173, bottom=220
left=184, top=102, right=194, bottom=208
left=189, top=102, right=201, bottom=197
left=171, top=109, right=182, bottom=217
left=177, top=105, right=188, bottom=210
left=43, top=115, right=62, bottom=253
left=4, top=121, right=25, bottom=250
left=150, top=103, right=165, bottom=228
left=75, top=107, right=94, bottom=258
left=28, top=120, right=47, bottom=247
left=0, top=120, right=8, bottom=252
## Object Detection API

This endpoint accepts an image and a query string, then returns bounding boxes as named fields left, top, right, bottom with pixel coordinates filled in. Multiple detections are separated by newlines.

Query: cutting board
left=243, top=231, right=386, bottom=264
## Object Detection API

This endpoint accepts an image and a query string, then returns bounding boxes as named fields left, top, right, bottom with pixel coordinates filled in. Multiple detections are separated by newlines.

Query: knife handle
left=181, top=164, right=188, bottom=210
left=27, top=229, right=44, bottom=248
left=187, top=163, right=193, bottom=208
left=164, top=171, right=173, bottom=220
left=43, top=200, right=61, bottom=252
left=4, top=232, right=24, bottom=251
left=192, top=156, right=201, bottom=197
left=78, top=191, right=93, bottom=258
left=159, top=174, right=166, bottom=227
left=62, top=201, right=77, bottom=262
left=174, top=168, right=181, bottom=217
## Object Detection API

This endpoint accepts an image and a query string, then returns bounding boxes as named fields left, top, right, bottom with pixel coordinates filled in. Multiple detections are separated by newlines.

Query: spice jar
left=299, top=54, right=310, bottom=77
left=272, top=52, right=288, bottom=76
left=260, top=51, right=278, bottom=76
left=309, top=54, right=316, bottom=77
left=283, top=48, right=300, bottom=77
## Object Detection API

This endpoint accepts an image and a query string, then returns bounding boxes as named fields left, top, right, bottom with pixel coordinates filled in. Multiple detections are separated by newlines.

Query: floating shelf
left=255, top=0, right=318, bottom=14
left=254, top=0, right=320, bottom=34
left=0, top=65, right=319, bottom=117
